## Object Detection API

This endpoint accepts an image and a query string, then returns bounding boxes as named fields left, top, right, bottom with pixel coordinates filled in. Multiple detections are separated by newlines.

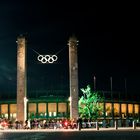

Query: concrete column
left=133, top=120, right=136, bottom=129
left=36, top=102, right=38, bottom=118
left=119, top=103, right=122, bottom=119
left=111, top=102, right=114, bottom=126
left=56, top=102, right=58, bottom=117
left=66, top=102, right=69, bottom=119
left=126, top=103, right=128, bottom=119
left=8, top=104, right=10, bottom=120
left=27, top=102, right=29, bottom=120
left=96, top=121, right=99, bottom=130
left=0, top=104, right=1, bottom=117
left=133, top=104, right=135, bottom=119
left=46, top=103, right=48, bottom=118
left=114, top=120, right=118, bottom=130
left=103, top=102, right=106, bottom=119
left=138, top=104, right=140, bottom=119
left=68, top=36, right=79, bottom=120
left=17, top=36, right=27, bottom=123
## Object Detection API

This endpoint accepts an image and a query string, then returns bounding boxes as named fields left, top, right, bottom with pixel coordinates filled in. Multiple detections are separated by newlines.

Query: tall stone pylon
left=16, top=35, right=27, bottom=123
left=68, top=36, right=79, bottom=120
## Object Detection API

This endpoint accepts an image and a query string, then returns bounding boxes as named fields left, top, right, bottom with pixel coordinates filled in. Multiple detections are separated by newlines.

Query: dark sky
left=0, top=1, right=139, bottom=98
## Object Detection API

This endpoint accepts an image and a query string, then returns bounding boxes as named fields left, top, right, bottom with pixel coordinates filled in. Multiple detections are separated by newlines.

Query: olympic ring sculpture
left=37, top=55, right=58, bottom=64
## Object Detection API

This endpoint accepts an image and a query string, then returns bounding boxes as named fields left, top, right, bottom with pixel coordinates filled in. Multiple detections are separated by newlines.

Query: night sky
left=0, top=1, right=139, bottom=98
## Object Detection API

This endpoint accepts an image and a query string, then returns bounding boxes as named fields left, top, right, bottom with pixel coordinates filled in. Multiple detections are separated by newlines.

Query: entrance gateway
left=16, top=35, right=79, bottom=123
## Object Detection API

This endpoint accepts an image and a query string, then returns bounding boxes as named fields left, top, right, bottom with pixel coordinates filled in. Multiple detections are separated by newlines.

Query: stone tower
left=68, top=36, right=79, bottom=120
left=16, top=36, right=27, bottom=123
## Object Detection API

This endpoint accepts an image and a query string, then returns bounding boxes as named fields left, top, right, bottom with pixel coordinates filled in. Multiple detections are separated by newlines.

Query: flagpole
left=94, top=76, right=96, bottom=91
left=110, top=77, right=113, bottom=98
left=124, top=78, right=127, bottom=99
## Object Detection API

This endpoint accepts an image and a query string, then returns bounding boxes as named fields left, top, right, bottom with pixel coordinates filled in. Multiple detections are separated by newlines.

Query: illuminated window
left=48, top=103, right=56, bottom=117
left=58, top=103, right=66, bottom=112
left=134, top=104, right=139, bottom=114
left=48, top=103, right=56, bottom=112
left=10, top=104, right=17, bottom=113
left=98, top=103, right=104, bottom=116
left=128, top=104, right=133, bottom=113
left=58, top=103, right=67, bottom=117
left=114, top=103, right=120, bottom=117
left=1, top=104, right=8, bottom=114
left=121, top=104, right=126, bottom=118
left=38, top=103, right=46, bottom=113
left=121, top=104, right=126, bottom=113
left=105, top=103, right=112, bottom=117
left=28, top=103, right=36, bottom=113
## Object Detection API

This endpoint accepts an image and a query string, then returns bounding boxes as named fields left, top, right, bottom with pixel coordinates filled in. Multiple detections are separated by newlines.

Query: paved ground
left=0, top=128, right=140, bottom=140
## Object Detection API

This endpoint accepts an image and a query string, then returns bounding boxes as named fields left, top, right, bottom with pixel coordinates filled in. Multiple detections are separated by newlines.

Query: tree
left=78, top=85, right=104, bottom=120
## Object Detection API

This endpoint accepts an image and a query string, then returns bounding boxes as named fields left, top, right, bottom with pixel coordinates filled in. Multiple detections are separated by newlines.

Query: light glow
left=37, top=54, right=58, bottom=63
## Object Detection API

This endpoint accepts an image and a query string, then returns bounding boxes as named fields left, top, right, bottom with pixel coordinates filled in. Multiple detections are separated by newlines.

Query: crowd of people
left=0, top=118, right=80, bottom=130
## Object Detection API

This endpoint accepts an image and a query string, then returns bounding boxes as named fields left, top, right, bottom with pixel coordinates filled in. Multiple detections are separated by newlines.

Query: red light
left=64, top=122, right=68, bottom=126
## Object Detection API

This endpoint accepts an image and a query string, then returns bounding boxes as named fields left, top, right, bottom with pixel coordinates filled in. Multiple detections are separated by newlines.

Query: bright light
left=24, top=97, right=28, bottom=122
left=68, top=96, right=71, bottom=101
left=68, top=96, right=71, bottom=106
left=64, top=121, right=68, bottom=126
left=24, top=97, right=28, bottom=102
left=37, top=54, right=58, bottom=64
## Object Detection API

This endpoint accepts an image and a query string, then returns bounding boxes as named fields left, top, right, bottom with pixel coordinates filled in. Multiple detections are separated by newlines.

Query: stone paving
left=0, top=128, right=140, bottom=140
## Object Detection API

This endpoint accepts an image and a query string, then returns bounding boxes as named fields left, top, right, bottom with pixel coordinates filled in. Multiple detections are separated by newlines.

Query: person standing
left=77, top=117, right=82, bottom=131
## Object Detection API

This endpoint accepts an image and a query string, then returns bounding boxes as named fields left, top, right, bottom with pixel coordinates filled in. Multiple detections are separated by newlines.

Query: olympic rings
left=37, top=55, right=58, bottom=63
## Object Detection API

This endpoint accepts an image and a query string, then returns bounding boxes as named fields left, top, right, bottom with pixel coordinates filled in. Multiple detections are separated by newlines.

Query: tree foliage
left=78, top=85, right=104, bottom=120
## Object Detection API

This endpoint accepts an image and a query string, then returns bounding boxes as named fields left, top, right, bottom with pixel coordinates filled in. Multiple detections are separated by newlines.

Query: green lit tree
left=78, top=85, right=104, bottom=120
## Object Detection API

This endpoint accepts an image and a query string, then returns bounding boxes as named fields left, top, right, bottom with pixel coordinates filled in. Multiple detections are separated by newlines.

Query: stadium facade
left=0, top=90, right=140, bottom=127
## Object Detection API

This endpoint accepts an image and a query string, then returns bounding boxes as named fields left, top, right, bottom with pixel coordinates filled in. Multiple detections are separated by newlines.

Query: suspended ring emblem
left=37, top=55, right=58, bottom=63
